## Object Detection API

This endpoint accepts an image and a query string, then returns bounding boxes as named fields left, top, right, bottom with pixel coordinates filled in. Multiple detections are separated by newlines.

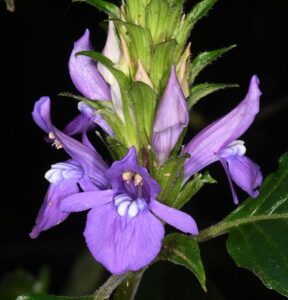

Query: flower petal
left=184, top=75, right=261, bottom=182
left=61, top=190, right=115, bottom=212
left=69, top=29, right=111, bottom=100
left=33, top=97, right=109, bottom=189
left=64, top=102, right=113, bottom=138
left=149, top=199, right=198, bottom=235
left=225, top=155, right=262, bottom=198
left=84, top=203, right=164, bottom=274
left=30, top=179, right=79, bottom=239
left=105, top=147, right=161, bottom=198
left=32, top=96, right=52, bottom=133
left=153, top=65, right=189, bottom=163
left=63, top=114, right=94, bottom=137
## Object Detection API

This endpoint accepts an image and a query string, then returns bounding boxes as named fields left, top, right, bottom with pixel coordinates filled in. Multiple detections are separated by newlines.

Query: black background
left=1, top=0, right=288, bottom=299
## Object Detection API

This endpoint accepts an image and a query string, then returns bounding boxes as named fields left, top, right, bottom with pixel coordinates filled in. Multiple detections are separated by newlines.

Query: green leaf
left=125, top=0, right=150, bottom=27
left=113, top=270, right=145, bottom=300
left=188, top=82, right=239, bottom=109
left=156, top=155, right=189, bottom=207
left=190, top=45, right=236, bottom=83
left=150, top=40, right=177, bottom=91
left=174, top=172, right=216, bottom=209
left=129, top=82, right=157, bottom=143
left=175, top=0, right=217, bottom=57
left=5, top=0, right=15, bottom=12
left=122, top=23, right=152, bottom=72
left=225, top=152, right=288, bottom=297
left=76, top=51, right=130, bottom=89
left=146, top=0, right=170, bottom=44
left=72, top=0, right=119, bottom=17
left=106, top=137, right=129, bottom=160
left=158, top=233, right=206, bottom=291
left=59, top=92, right=114, bottom=110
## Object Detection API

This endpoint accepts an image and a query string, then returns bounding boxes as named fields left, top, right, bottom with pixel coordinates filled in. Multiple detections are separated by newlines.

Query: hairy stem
left=196, top=213, right=288, bottom=243
left=93, top=274, right=129, bottom=300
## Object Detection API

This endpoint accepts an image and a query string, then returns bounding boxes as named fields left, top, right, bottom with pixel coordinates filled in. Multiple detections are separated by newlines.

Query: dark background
left=1, top=0, right=288, bottom=299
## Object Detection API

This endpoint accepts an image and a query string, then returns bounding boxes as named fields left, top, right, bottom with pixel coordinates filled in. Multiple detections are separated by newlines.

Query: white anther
left=128, top=201, right=139, bottom=218
left=117, top=201, right=131, bottom=217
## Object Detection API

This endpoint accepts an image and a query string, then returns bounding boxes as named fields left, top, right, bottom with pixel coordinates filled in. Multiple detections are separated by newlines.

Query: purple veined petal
left=33, top=97, right=109, bottom=189
left=153, top=65, right=189, bottom=164
left=105, top=147, right=161, bottom=199
left=149, top=199, right=198, bottom=235
left=183, top=75, right=262, bottom=182
left=79, top=175, right=101, bottom=192
left=64, top=114, right=95, bottom=137
left=84, top=203, right=164, bottom=274
left=64, top=102, right=113, bottom=138
left=55, top=129, right=109, bottom=189
left=98, top=21, right=120, bottom=85
left=61, top=189, right=115, bottom=212
left=225, top=154, right=262, bottom=199
left=30, top=179, right=79, bottom=239
left=32, top=96, right=52, bottom=133
left=69, top=29, right=111, bottom=100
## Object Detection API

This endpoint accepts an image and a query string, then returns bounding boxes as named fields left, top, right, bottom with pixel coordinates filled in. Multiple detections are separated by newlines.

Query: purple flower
left=66, top=28, right=117, bottom=137
left=69, top=29, right=111, bottom=100
left=183, top=76, right=263, bottom=204
left=61, top=147, right=198, bottom=274
left=153, top=66, right=189, bottom=163
left=30, top=97, right=109, bottom=238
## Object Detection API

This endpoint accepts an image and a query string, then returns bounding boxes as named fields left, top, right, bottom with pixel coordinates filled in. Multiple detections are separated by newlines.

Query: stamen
left=48, top=132, right=63, bottom=149
left=122, top=172, right=134, bottom=183
left=134, top=173, right=143, bottom=186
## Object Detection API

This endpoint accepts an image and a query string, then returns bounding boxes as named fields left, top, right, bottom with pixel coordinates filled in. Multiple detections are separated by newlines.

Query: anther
left=48, top=132, right=63, bottom=149
left=134, top=173, right=143, bottom=186
left=122, top=172, right=134, bottom=183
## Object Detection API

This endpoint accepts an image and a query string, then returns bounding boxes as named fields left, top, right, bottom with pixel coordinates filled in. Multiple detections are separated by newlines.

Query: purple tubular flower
left=153, top=66, right=189, bottom=163
left=30, top=97, right=109, bottom=238
left=183, top=76, right=263, bottom=204
left=66, top=29, right=114, bottom=138
left=61, top=147, right=198, bottom=275
left=69, top=29, right=111, bottom=100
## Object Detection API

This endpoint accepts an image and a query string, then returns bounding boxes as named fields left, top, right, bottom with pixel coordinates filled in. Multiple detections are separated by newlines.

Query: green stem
left=196, top=213, right=288, bottom=243
left=93, top=274, right=129, bottom=300
left=113, top=269, right=146, bottom=300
